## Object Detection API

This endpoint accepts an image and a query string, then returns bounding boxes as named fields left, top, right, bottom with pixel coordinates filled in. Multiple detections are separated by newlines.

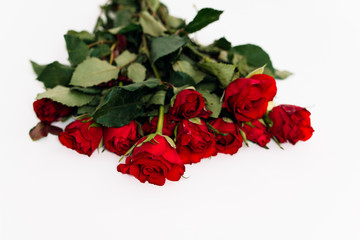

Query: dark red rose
left=33, top=98, right=73, bottom=123
left=240, top=120, right=271, bottom=147
left=269, top=105, right=314, bottom=144
left=142, top=114, right=177, bottom=137
left=209, top=118, right=243, bottom=155
left=169, top=89, right=211, bottom=120
left=223, top=74, right=277, bottom=122
left=104, top=121, right=140, bottom=156
left=58, top=118, right=103, bottom=156
left=176, top=119, right=217, bottom=164
left=118, top=135, right=185, bottom=186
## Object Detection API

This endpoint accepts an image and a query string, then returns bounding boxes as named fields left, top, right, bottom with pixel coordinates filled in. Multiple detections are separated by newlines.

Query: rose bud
left=104, top=121, right=140, bottom=156
left=169, top=89, right=211, bottom=120
left=223, top=74, right=277, bottom=122
left=239, top=120, right=271, bottom=147
left=176, top=119, right=217, bottom=164
left=268, top=105, right=314, bottom=144
left=117, top=135, right=185, bottom=186
left=142, top=114, right=177, bottom=137
left=33, top=98, right=73, bottom=123
left=58, top=118, right=103, bottom=157
left=209, top=118, right=243, bottom=155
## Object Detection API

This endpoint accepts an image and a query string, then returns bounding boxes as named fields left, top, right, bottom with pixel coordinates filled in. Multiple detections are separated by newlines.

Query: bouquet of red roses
left=30, top=0, right=314, bottom=186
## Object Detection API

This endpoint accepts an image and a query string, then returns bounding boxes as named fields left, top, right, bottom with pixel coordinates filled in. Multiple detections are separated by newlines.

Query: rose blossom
left=269, top=104, right=314, bottom=144
left=176, top=119, right=217, bottom=164
left=240, top=120, right=271, bottom=147
left=169, top=89, right=211, bottom=120
left=210, top=118, right=243, bottom=155
left=223, top=74, right=277, bottom=122
left=33, top=98, right=73, bottom=123
left=118, top=135, right=185, bottom=186
left=104, top=121, right=140, bottom=156
left=58, top=118, right=103, bottom=156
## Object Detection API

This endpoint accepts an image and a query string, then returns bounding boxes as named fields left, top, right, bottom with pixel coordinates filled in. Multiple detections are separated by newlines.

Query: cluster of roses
left=32, top=73, right=314, bottom=186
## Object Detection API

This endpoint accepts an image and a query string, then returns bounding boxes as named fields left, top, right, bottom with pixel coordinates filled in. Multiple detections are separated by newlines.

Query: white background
left=1, top=0, right=360, bottom=239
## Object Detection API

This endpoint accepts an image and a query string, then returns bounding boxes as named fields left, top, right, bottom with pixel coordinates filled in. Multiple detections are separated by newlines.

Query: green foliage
left=232, top=44, right=275, bottom=74
left=115, top=50, right=137, bottom=67
left=64, top=34, right=90, bottom=66
left=70, top=58, right=120, bottom=87
left=30, top=61, right=46, bottom=77
left=139, top=11, right=167, bottom=37
left=150, top=36, right=187, bottom=64
left=185, top=8, right=223, bottom=33
left=36, top=86, right=94, bottom=107
left=37, top=61, right=74, bottom=88
left=93, top=79, right=161, bottom=127
left=197, top=90, right=222, bottom=118
left=127, top=63, right=147, bottom=82
left=198, top=61, right=236, bottom=88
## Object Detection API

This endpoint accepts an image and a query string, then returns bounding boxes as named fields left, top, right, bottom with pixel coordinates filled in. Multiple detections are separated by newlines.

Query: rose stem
left=155, top=105, right=164, bottom=135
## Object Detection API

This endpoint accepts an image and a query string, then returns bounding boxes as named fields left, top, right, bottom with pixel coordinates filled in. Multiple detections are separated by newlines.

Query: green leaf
left=147, top=90, right=167, bottom=106
left=150, top=36, right=187, bottom=64
left=90, top=44, right=111, bottom=58
left=64, top=35, right=90, bottom=66
left=189, top=117, right=202, bottom=125
left=275, top=69, right=293, bottom=80
left=115, top=50, right=137, bottom=67
left=214, top=37, right=231, bottom=51
left=36, top=85, right=94, bottom=107
left=30, top=61, right=46, bottom=77
left=121, top=78, right=161, bottom=91
left=232, top=44, right=275, bottom=73
left=37, top=61, right=74, bottom=88
left=127, top=63, right=146, bottom=82
left=173, top=60, right=206, bottom=84
left=169, top=71, right=195, bottom=88
left=108, top=23, right=141, bottom=35
left=197, top=90, right=222, bottom=118
left=70, top=58, right=120, bottom=87
left=198, top=61, right=236, bottom=88
left=114, top=9, right=133, bottom=27
left=139, top=11, right=167, bottom=37
left=93, top=82, right=159, bottom=127
left=246, top=65, right=266, bottom=78
left=165, top=15, right=185, bottom=29
left=67, top=30, right=95, bottom=42
left=185, top=8, right=223, bottom=33
left=148, top=0, right=160, bottom=12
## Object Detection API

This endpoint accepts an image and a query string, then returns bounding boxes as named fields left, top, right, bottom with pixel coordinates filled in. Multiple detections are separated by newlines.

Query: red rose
left=58, top=118, right=103, bottom=156
left=209, top=118, right=243, bottom=155
left=117, top=135, right=185, bottom=186
left=240, top=120, right=271, bottom=147
left=104, top=121, right=140, bottom=156
left=269, top=105, right=314, bottom=144
left=176, top=119, right=217, bottom=164
left=223, top=74, right=277, bottom=122
left=169, top=89, right=211, bottom=120
left=33, top=98, right=73, bottom=123
left=142, top=114, right=177, bottom=137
